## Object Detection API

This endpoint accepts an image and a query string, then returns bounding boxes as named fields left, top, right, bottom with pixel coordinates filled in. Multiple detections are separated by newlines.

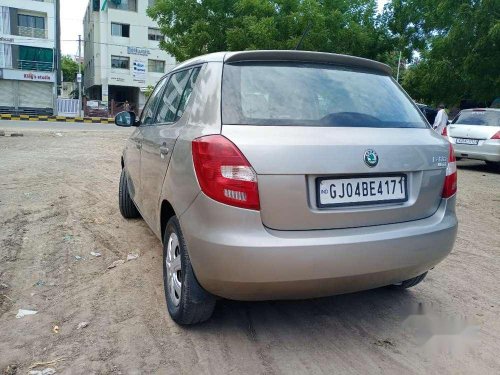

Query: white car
left=448, top=108, right=500, bottom=168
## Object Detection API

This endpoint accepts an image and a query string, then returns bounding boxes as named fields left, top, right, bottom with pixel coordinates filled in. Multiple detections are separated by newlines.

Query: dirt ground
left=0, top=124, right=499, bottom=375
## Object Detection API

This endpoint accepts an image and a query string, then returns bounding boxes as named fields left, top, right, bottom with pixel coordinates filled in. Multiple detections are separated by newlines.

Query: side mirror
left=115, top=111, right=139, bottom=127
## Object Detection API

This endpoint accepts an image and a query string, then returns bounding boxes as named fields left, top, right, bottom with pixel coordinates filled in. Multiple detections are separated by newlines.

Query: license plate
left=455, top=138, right=479, bottom=145
left=317, top=175, right=408, bottom=208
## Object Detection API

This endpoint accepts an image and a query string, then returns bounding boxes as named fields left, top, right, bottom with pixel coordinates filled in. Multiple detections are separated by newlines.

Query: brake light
left=491, top=131, right=500, bottom=140
left=192, top=135, right=260, bottom=210
left=442, top=126, right=448, bottom=136
left=442, top=143, right=457, bottom=198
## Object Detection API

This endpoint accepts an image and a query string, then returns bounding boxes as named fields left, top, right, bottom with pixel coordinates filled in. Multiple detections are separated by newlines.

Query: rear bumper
left=180, top=194, right=458, bottom=301
left=452, top=140, right=500, bottom=162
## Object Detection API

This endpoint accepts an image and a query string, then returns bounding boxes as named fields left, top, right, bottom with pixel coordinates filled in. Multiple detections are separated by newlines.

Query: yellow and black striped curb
left=0, top=114, right=115, bottom=124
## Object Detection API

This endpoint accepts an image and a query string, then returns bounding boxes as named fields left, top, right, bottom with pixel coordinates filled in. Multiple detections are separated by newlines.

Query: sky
left=61, top=0, right=390, bottom=56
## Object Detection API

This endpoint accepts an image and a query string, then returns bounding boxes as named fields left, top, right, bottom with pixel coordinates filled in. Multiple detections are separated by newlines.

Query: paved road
left=0, top=126, right=499, bottom=374
left=0, top=120, right=127, bottom=132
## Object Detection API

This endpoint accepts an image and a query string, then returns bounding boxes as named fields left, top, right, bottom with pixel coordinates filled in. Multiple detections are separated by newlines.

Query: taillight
left=441, top=126, right=448, bottom=136
left=192, top=135, right=260, bottom=210
left=442, top=143, right=457, bottom=198
left=491, top=131, right=500, bottom=140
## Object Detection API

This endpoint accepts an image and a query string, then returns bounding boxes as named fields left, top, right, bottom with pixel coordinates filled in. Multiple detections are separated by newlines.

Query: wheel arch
left=160, top=200, right=176, bottom=244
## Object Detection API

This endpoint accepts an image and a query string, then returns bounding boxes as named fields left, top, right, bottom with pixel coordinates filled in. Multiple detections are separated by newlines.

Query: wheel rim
left=166, top=232, right=182, bottom=306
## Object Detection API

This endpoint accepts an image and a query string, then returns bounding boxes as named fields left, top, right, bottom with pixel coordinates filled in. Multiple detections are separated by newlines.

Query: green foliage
left=144, top=85, right=155, bottom=98
left=387, top=0, right=500, bottom=106
left=61, top=55, right=82, bottom=82
left=147, top=0, right=396, bottom=65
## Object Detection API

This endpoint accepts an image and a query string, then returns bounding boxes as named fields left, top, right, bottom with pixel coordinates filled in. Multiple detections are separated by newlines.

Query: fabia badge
left=364, top=149, right=379, bottom=167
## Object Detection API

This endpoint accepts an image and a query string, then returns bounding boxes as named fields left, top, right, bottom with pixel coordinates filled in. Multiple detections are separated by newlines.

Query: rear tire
left=391, top=272, right=427, bottom=290
left=119, top=169, right=140, bottom=219
left=163, top=216, right=216, bottom=325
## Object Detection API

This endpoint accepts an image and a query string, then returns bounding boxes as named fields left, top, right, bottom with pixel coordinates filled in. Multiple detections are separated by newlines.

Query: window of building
left=111, top=55, right=129, bottom=69
left=148, top=28, right=163, bottom=41
left=17, top=46, right=53, bottom=71
left=148, top=59, right=165, bottom=73
left=18, top=14, right=45, bottom=30
left=111, top=23, right=130, bottom=37
left=108, top=0, right=137, bottom=12
left=148, top=0, right=156, bottom=6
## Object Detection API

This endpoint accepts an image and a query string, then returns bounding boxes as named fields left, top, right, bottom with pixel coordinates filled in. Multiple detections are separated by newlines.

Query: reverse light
left=442, top=143, right=457, bottom=198
left=192, top=135, right=260, bottom=210
left=491, top=131, right=500, bottom=140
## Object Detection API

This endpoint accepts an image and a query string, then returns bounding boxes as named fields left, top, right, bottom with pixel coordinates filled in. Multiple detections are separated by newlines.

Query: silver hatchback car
left=115, top=51, right=458, bottom=324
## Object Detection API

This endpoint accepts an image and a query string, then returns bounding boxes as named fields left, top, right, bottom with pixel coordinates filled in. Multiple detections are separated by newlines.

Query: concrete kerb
left=0, top=114, right=115, bottom=124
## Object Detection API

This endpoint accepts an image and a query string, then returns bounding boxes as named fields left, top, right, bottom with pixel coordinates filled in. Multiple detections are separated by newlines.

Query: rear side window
left=155, top=69, right=191, bottom=123
left=222, top=63, right=427, bottom=128
left=176, top=67, right=201, bottom=119
left=155, top=66, right=202, bottom=124
left=452, top=111, right=500, bottom=126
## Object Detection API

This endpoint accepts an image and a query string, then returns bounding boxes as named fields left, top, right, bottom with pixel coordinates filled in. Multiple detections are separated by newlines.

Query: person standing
left=123, top=100, right=131, bottom=112
left=433, top=104, right=448, bottom=135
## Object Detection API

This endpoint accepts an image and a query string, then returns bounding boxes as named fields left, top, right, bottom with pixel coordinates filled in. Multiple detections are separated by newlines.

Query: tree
left=144, top=85, right=155, bottom=98
left=61, top=55, right=82, bottom=82
left=147, top=0, right=396, bottom=65
left=385, top=0, right=500, bottom=106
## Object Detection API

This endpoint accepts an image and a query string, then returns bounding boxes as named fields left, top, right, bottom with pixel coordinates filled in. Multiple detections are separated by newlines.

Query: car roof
left=460, top=108, right=500, bottom=113
left=171, top=50, right=392, bottom=76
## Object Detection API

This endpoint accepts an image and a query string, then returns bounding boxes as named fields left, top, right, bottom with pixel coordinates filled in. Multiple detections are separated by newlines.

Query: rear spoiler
left=224, top=50, right=392, bottom=76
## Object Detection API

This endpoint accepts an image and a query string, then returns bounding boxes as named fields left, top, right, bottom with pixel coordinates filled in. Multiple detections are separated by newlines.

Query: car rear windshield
left=452, top=111, right=500, bottom=126
left=222, top=62, right=427, bottom=128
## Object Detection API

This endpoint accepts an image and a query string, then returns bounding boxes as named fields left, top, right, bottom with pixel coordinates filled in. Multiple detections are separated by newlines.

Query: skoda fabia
left=115, top=51, right=458, bottom=325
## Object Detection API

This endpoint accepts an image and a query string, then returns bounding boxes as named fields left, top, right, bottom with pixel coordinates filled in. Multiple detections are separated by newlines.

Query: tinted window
left=155, top=69, right=191, bottom=123
left=140, top=77, right=168, bottom=125
left=452, top=111, right=500, bottom=126
left=222, top=63, right=427, bottom=128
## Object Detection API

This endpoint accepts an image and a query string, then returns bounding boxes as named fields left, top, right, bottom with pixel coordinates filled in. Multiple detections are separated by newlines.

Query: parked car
left=115, top=51, right=458, bottom=325
left=448, top=108, right=500, bottom=168
left=416, top=103, right=438, bottom=124
left=491, top=97, right=500, bottom=109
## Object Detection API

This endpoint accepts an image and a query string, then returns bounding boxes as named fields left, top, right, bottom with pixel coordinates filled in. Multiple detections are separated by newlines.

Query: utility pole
left=396, top=50, right=402, bottom=82
left=78, top=35, right=82, bottom=117
left=55, top=0, right=61, bottom=95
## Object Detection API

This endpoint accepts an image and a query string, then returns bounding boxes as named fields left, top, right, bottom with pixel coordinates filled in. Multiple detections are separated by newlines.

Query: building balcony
left=18, top=60, right=53, bottom=72
left=18, top=26, right=47, bottom=39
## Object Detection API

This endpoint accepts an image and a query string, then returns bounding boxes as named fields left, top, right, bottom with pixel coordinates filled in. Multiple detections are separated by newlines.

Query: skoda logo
left=364, top=149, right=379, bottom=167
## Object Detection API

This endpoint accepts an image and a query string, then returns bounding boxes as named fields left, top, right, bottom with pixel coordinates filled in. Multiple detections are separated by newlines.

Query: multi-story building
left=0, top=0, right=57, bottom=115
left=83, top=0, right=176, bottom=113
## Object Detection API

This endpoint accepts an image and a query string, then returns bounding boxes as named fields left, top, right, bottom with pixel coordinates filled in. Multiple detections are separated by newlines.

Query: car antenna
left=295, top=21, right=312, bottom=50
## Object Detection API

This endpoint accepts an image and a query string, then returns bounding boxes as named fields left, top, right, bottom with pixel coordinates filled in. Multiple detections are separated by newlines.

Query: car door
left=140, top=66, right=202, bottom=227
left=124, top=76, right=168, bottom=208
